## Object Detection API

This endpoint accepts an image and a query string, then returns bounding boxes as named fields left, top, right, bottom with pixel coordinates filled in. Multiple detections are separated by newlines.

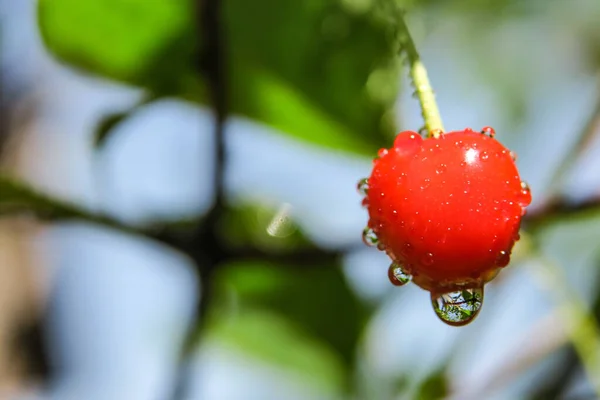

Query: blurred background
left=1, top=0, right=600, bottom=399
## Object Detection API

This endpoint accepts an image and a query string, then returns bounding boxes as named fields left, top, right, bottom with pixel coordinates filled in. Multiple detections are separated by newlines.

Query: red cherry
left=364, top=129, right=531, bottom=293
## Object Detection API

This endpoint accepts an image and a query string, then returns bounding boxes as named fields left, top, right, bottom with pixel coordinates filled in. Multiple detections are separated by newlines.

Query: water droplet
left=357, top=178, right=369, bottom=195
left=388, top=262, right=411, bottom=286
left=509, top=151, right=517, bottom=161
left=431, top=287, right=484, bottom=326
left=362, top=227, right=379, bottom=247
left=418, top=126, right=428, bottom=136
left=519, top=181, right=532, bottom=206
left=378, top=148, right=389, bottom=158
left=496, top=250, right=511, bottom=267
left=480, top=126, right=496, bottom=137
left=480, top=151, right=489, bottom=161
left=421, top=252, right=434, bottom=266
left=436, top=164, right=447, bottom=174
left=402, top=242, right=414, bottom=256
left=361, top=198, right=369, bottom=208
left=394, top=131, right=423, bottom=157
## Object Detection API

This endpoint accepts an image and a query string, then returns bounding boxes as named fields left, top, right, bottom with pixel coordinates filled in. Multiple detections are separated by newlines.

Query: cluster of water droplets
left=431, top=287, right=484, bottom=326
left=356, top=139, right=503, bottom=326
left=357, top=175, right=486, bottom=326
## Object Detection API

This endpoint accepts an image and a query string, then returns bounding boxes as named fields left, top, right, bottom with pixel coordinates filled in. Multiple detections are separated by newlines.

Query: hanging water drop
left=357, top=178, right=369, bottom=196
left=388, top=262, right=411, bottom=286
left=431, top=287, right=484, bottom=326
left=362, top=227, right=379, bottom=247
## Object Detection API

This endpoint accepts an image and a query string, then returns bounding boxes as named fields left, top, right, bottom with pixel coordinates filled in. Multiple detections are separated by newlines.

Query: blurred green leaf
left=38, top=0, right=398, bottom=154
left=206, top=310, right=346, bottom=392
left=210, top=261, right=365, bottom=385
left=414, top=369, right=448, bottom=400
left=38, top=0, right=201, bottom=98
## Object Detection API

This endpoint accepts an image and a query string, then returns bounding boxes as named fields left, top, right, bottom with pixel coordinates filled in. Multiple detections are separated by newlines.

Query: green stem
left=397, top=13, right=444, bottom=137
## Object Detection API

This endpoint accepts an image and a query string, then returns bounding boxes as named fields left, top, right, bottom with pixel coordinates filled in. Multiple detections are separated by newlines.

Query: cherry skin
left=365, top=129, right=531, bottom=293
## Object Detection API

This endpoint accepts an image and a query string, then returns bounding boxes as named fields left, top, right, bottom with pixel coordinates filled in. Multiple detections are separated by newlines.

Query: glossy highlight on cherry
left=358, top=127, right=531, bottom=326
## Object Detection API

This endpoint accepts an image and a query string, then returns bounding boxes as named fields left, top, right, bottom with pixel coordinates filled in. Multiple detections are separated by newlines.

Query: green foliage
left=38, top=0, right=399, bottom=154
left=0, top=174, right=91, bottom=219
left=414, top=370, right=448, bottom=400
left=206, top=310, right=346, bottom=392
left=38, top=0, right=200, bottom=96
left=208, top=261, right=365, bottom=387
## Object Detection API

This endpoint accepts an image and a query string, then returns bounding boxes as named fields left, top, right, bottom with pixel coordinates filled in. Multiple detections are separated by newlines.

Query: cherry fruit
left=359, top=128, right=531, bottom=326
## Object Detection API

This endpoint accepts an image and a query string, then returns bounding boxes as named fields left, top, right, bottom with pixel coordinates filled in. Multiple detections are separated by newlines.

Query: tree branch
left=170, top=0, right=228, bottom=397
left=545, top=77, right=600, bottom=199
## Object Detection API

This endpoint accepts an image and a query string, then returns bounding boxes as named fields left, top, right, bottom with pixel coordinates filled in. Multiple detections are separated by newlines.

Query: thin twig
left=545, top=78, right=600, bottom=199
left=0, top=174, right=150, bottom=236
left=523, top=194, right=600, bottom=229
left=529, top=255, right=600, bottom=397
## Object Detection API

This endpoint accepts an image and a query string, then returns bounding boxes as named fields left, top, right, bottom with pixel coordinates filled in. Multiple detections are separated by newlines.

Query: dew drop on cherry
left=388, top=262, right=411, bottom=286
left=495, top=250, right=511, bottom=267
left=357, top=178, right=369, bottom=196
left=362, top=227, right=379, bottom=247
left=378, top=148, right=389, bottom=158
left=519, top=181, right=532, bottom=205
left=401, top=242, right=414, bottom=256
left=394, top=131, right=423, bottom=157
left=431, top=287, right=484, bottom=326
left=421, top=252, right=434, bottom=266
left=481, top=126, right=496, bottom=138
